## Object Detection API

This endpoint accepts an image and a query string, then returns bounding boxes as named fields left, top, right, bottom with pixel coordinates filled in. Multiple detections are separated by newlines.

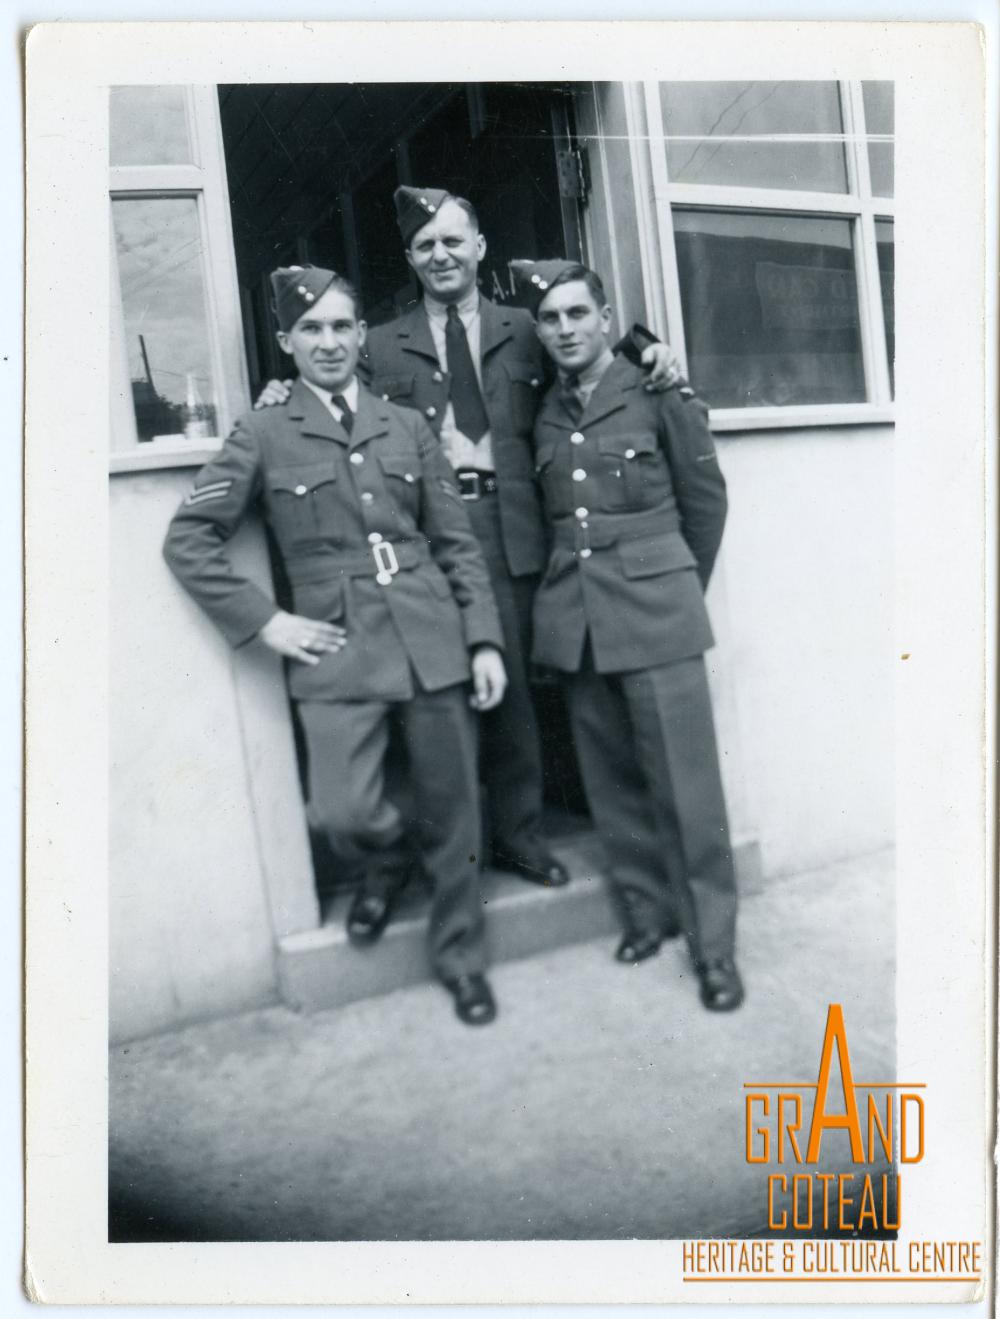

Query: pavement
left=109, top=848, right=894, bottom=1242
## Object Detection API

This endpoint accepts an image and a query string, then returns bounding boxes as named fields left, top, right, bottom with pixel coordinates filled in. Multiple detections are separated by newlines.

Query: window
left=644, top=81, right=894, bottom=426
left=109, top=86, right=248, bottom=471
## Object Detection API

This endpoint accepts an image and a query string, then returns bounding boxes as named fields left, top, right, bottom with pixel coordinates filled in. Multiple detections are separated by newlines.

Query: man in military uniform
left=256, top=185, right=683, bottom=896
left=163, top=265, right=507, bottom=1026
left=511, top=258, right=743, bottom=1012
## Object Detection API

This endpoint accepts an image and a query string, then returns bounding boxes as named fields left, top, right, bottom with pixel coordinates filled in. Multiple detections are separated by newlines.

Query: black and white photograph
left=23, top=18, right=992, bottom=1306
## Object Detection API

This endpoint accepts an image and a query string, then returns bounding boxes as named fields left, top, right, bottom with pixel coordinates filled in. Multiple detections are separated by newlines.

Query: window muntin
left=112, top=197, right=219, bottom=443
left=659, top=81, right=848, bottom=193
left=110, top=86, right=193, bottom=167
left=673, top=210, right=864, bottom=409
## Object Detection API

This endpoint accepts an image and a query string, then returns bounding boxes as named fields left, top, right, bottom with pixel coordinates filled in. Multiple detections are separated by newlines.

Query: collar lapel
left=349, top=385, right=391, bottom=449
left=578, top=355, right=639, bottom=428
left=478, top=296, right=514, bottom=359
left=394, top=304, right=440, bottom=364
left=287, top=379, right=351, bottom=445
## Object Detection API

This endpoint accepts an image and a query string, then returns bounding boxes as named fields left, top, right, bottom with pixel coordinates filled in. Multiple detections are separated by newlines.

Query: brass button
left=625, top=448, right=636, bottom=459
left=426, top=406, right=437, bottom=419
left=404, top=473, right=415, bottom=483
left=579, top=548, right=592, bottom=559
left=530, top=378, right=540, bottom=387
left=294, top=484, right=308, bottom=496
left=570, top=431, right=585, bottom=445
left=432, top=370, right=444, bottom=383
left=575, top=507, right=588, bottom=520
left=367, top=532, right=383, bottom=544
left=361, top=492, right=374, bottom=504
left=572, top=469, right=586, bottom=482
left=350, top=452, right=364, bottom=466
left=381, top=393, right=390, bottom=401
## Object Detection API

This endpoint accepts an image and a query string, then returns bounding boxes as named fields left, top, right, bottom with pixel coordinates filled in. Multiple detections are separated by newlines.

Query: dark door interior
left=217, top=82, right=588, bottom=890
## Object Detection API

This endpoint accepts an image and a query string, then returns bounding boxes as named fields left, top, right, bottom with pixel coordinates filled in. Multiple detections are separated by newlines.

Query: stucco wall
left=709, top=425, right=894, bottom=877
left=109, top=470, right=315, bottom=1042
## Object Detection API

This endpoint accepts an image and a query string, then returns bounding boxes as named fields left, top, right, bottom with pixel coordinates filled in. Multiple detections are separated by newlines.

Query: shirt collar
left=301, top=374, right=359, bottom=413
left=423, top=287, right=480, bottom=322
left=560, top=346, right=615, bottom=391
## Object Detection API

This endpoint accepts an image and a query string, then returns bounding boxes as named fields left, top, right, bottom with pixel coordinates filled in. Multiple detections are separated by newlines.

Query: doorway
left=217, top=81, right=589, bottom=892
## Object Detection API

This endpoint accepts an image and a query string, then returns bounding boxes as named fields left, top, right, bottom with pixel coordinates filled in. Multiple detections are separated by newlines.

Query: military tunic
left=531, top=355, right=737, bottom=960
left=163, top=379, right=504, bottom=979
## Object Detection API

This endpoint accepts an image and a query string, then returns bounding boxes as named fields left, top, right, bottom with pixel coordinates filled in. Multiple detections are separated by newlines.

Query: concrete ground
left=110, top=850, right=894, bottom=1242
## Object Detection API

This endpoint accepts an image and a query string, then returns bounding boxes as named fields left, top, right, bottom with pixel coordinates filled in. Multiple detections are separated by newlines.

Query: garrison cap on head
left=509, top=258, right=583, bottom=317
left=394, top=186, right=451, bottom=245
left=270, top=265, right=339, bottom=332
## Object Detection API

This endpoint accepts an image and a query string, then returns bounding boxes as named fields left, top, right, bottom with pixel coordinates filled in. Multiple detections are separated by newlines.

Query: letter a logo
left=805, top=1004, right=865, bottom=1162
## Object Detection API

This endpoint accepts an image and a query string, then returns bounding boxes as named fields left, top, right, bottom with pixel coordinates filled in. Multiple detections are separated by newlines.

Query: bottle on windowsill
left=182, top=373, right=214, bottom=440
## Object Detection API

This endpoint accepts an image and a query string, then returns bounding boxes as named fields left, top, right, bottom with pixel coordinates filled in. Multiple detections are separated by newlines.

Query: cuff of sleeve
left=462, top=606, right=505, bottom=655
left=613, top=322, right=660, bottom=367
left=216, top=588, right=279, bottom=649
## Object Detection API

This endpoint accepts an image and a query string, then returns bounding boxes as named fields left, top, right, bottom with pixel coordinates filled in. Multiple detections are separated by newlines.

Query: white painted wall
left=109, top=470, right=316, bottom=1042
left=708, top=425, right=895, bottom=877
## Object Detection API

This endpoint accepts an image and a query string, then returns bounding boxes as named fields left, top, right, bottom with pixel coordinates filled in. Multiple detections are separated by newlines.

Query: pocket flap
left=267, top=463, right=338, bottom=496
left=371, top=374, right=415, bottom=400
left=504, top=359, right=544, bottom=388
left=598, top=433, right=657, bottom=459
left=619, top=533, right=696, bottom=579
left=379, top=454, right=419, bottom=482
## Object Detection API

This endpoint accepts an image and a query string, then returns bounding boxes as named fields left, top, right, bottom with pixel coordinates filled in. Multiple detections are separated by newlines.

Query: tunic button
left=530, top=378, right=540, bottom=388
left=579, top=548, right=592, bottom=559
left=625, top=448, right=636, bottom=459
left=425, top=406, right=437, bottom=418
left=572, top=468, right=586, bottom=482
left=294, top=484, right=308, bottom=496
left=432, top=370, right=444, bottom=383
left=570, top=431, right=585, bottom=445
left=381, top=393, right=390, bottom=401
left=350, top=452, right=364, bottom=465
left=367, top=532, right=383, bottom=544
left=361, top=492, right=374, bottom=504
left=404, top=473, right=415, bottom=483
left=575, top=507, right=588, bottom=520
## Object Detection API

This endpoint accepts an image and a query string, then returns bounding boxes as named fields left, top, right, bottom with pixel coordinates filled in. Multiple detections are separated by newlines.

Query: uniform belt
left=454, top=469, right=498, bottom=500
left=551, top=504, right=680, bottom=555
left=287, top=538, right=426, bottom=587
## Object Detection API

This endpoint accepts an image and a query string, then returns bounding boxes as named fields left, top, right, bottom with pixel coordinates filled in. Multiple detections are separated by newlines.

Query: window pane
left=660, top=82, right=847, bottom=192
left=110, top=86, right=193, bottom=166
left=876, top=219, right=895, bottom=397
left=112, top=197, right=218, bottom=442
left=862, top=82, right=894, bottom=198
left=672, top=209, right=865, bottom=408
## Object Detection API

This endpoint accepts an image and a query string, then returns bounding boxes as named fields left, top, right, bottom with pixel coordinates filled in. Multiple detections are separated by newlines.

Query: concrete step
left=277, top=826, right=762, bottom=1014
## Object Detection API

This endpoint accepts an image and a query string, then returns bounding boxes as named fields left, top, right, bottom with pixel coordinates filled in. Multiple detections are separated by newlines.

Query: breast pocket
left=503, top=359, right=544, bottom=434
left=265, top=464, right=339, bottom=543
left=370, top=374, right=415, bottom=405
left=596, top=433, right=667, bottom=509
left=378, top=453, right=421, bottom=523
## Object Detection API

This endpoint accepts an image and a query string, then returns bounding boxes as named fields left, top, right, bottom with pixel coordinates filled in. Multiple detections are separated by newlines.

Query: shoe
left=443, top=973, right=497, bottom=1026
left=695, top=957, right=745, bottom=1012
left=615, top=928, right=663, bottom=964
left=498, top=848, right=570, bottom=887
left=345, top=891, right=392, bottom=947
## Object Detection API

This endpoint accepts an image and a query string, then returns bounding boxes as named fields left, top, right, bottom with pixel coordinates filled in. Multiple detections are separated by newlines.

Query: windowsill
left=710, top=404, right=894, bottom=433
left=110, top=440, right=223, bottom=474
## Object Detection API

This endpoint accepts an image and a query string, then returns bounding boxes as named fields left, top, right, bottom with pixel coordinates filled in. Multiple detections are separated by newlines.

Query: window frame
left=109, top=85, right=249, bottom=474
left=636, top=79, right=895, bottom=431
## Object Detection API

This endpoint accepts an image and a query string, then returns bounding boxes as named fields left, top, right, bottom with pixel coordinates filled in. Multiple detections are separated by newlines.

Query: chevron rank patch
left=184, top=479, right=233, bottom=506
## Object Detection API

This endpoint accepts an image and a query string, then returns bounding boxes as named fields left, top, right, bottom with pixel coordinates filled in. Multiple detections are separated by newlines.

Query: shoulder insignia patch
left=184, top=479, right=233, bottom=506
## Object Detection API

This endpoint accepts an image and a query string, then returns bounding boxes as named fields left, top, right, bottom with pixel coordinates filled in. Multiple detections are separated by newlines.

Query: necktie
left=560, top=373, right=584, bottom=425
left=444, top=305, right=489, bottom=443
left=331, top=394, right=353, bottom=436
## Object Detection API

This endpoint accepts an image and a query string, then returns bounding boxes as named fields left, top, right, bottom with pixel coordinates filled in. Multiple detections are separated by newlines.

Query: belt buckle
left=458, top=471, right=480, bottom=501
left=372, top=540, right=399, bottom=585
